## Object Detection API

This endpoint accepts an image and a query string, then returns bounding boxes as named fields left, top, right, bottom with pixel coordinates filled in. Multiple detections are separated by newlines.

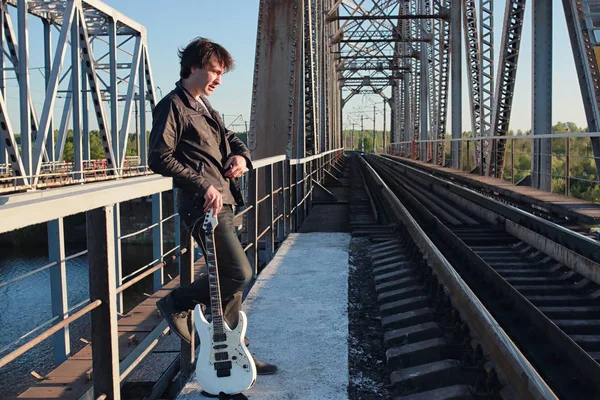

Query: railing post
left=87, top=206, right=121, bottom=400
left=566, top=137, right=570, bottom=196
left=265, top=164, right=274, bottom=263
left=113, top=204, right=123, bottom=313
left=247, top=168, right=258, bottom=275
left=174, top=189, right=180, bottom=273
left=307, top=161, right=313, bottom=213
left=152, top=192, right=164, bottom=291
left=292, top=163, right=299, bottom=231
left=284, top=158, right=294, bottom=237
left=48, top=217, right=70, bottom=365
left=278, top=160, right=286, bottom=243
left=511, top=138, right=515, bottom=184
left=178, top=214, right=195, bottom=384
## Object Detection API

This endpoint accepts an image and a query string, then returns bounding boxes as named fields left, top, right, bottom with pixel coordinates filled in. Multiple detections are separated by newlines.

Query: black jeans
left=172, top=204, right=252, bottom=329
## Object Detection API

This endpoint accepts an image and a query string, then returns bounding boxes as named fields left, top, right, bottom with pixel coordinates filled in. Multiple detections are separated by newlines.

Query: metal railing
left=0, top=157, right=151, bottom=194
left=388, top=132, right=600, bottom=202
left=0, top=149, right=343, bottom=399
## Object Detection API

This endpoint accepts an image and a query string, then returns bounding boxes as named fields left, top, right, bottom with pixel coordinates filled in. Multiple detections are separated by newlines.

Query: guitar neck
left=205, top=230, right=225, bottom=333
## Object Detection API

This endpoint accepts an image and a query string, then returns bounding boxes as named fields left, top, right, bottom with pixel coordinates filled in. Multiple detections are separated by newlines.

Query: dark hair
left=178, top=37, right=234, bottom=79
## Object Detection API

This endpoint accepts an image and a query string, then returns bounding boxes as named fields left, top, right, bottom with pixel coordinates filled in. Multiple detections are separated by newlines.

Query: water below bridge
left=0, top=242, right=178, bottom=399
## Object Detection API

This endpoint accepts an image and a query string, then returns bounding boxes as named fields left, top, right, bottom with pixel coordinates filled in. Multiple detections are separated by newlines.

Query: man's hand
left=224, top=155, right=248, bottom=179
left=203, top=185, right=223, bottom=214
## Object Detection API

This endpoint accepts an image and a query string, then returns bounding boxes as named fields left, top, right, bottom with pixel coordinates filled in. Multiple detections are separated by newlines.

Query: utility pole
left=383, top=100, right=387, bottom=153
left=361, top=115, right=364, bottom=152
left=373, top=105, right=376, bottom=153
left=222, top=113, right=226, bottom=128
left=351, top=123, right=355, bottom=151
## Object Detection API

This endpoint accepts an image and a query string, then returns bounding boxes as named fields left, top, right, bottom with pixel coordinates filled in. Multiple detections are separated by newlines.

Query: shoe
left=253, top=356, right=278, bottom=375
left=156, top=293, right=192, bottom=344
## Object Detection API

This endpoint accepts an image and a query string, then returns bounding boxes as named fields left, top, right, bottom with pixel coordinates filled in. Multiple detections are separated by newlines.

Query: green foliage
left=342, top=129, right=390, bottom=152
left=502, top=121, right=600, bottom=202
left=343, top=121, right=599, bottom=203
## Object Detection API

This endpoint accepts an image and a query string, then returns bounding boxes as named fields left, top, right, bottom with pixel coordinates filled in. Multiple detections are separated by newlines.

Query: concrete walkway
left=178, top=232, right=351, bottom=399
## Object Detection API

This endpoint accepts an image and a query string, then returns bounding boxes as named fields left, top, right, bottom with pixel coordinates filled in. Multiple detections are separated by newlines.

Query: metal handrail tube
left=0, top=315, right=59, bottom=355
left=256, top=193, right=271, bottom=205
left=119, top=323, right=170, bottom=381
left=389, top=131, right=600, bottom=145
left=0, top=248, right=87, bottom=289
left=121, top=258, right=162, bottom=282
left=117, top=250, right=187, bottom=294
left=119, top=213, right=178, bottom=240
left=162, top=245, right=180, bottom=259
left=236, top=206, right=253, bottom=218
left=0, top=261, right=57, bottom=289
left=290, top=148, right=342, bottom=165
left=257, top=225, right=271, bottom=241
left=0, top=297, right=92, bottom=356
left=0, top=300, right=102, bottom=369
left=252, top=155, right=287, bottom=169
left=243, top=242, right=253, bottom=252
left=273, top=214, right=284, bottom=223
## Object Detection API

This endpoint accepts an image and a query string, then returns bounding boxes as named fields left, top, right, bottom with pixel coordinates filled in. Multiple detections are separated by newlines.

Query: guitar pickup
left=214, top=352, right=229, bottom=361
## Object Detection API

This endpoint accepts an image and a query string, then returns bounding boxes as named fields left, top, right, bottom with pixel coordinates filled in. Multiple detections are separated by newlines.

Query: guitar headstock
left=202, top=209, right=219, bottom=233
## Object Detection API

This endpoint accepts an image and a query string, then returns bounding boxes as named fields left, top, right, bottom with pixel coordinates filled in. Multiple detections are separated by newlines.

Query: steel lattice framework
left=249, top=0, right=341, bottom=159
left=0, top=0, right=157, bottom=190
left=323, top=0, right=450, bottom=165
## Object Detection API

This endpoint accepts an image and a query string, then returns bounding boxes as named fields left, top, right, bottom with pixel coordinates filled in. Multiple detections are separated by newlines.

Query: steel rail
left=369, top=154, right=600, bottom=396
left=359, top=155, right=556, bottom=400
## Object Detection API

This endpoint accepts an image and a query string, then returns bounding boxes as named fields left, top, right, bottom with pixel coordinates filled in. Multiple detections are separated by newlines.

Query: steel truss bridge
left=2, top=0, right=600, bottom=399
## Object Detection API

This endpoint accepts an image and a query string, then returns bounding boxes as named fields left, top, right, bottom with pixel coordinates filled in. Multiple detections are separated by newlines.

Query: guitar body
left=193, top=305, right=257, bottom=395
left=192, top=210, right=256, bottom=396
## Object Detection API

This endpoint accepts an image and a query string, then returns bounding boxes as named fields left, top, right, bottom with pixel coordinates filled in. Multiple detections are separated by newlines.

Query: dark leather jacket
left=148, top=81, right=252, bottom=207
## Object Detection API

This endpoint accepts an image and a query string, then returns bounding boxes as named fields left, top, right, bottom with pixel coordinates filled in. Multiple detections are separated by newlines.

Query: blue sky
left=5, top=0, right=590, bottom=139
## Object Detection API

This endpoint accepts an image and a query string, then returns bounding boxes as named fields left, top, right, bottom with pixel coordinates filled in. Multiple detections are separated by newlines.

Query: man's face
left=191, top=58, right=225, bottom=96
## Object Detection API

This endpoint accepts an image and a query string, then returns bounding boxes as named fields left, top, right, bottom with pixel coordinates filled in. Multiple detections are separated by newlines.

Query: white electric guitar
left=193, top=210, right=256, bottom=396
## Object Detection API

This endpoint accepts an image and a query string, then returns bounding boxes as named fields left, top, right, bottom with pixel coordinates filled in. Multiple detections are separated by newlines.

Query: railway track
left=357, top=153, right=600, bottom=399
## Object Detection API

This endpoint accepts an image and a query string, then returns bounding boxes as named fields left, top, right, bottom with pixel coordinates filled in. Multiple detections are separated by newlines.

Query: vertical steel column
left=420, top=37, right=429, bottom=159
left=43, top=20, right=55, bottom=163
left=400, top=70, right=414, bottom=157
left=139, top=48, right=147, bottom=169
left=109, top=18, right=119, bottom=168
left=48, top=218, right=70, bottom=365
left=17, top=0, right=32, bottom=179
left=383, top=100, right=387, bottom=152
left=152, top=193, right=164, bottom=291
left=532, top=1, right=552, bottom=191
left=249, top=0, right=303, bottom=159
left=247, top=168, right=258, bottom=275
left=487, top=0, right=526, bottom=177
left=178, top=217, right=195, bottom=383
left=479, top=0, right=494, bottom=173
left=0, top=6, right=4, bottom=169
left=71, top=12, right=82, bottom=180
left=562, top=0, right=600, bottom=179
left=451, top=0, right=462, bottom=169
left=82, top=64, right=90, bottom=161
left=87, top=206, right=120, bottom=400
left=265, top=164, right=274, bottom=263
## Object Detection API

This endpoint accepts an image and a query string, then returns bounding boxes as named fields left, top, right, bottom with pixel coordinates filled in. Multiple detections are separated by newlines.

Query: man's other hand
left=224, top=155, right=248, bottom=179
left=203, top=185, right=223, bottom=214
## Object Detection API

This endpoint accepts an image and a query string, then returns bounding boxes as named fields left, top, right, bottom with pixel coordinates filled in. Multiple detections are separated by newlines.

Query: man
left=148, top=37, right=277, bottom=375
